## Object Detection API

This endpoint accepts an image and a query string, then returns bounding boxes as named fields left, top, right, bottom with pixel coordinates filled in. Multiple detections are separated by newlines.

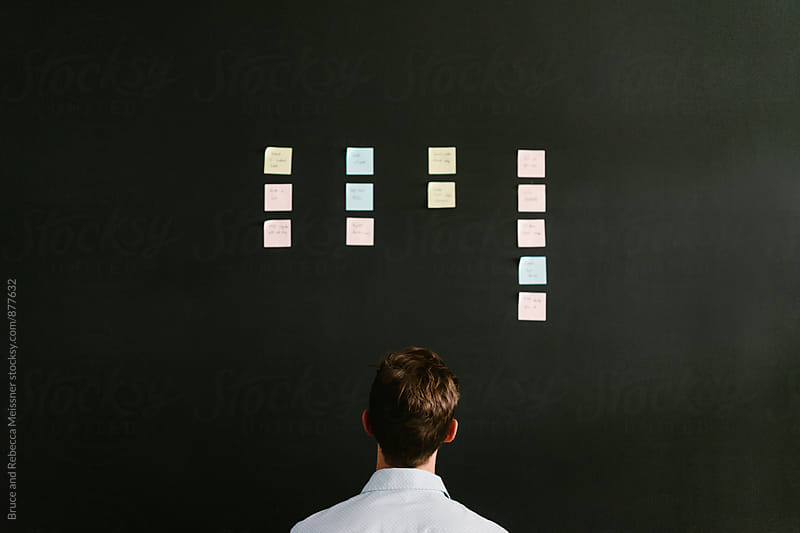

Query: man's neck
left=376, top=446, right=437, bottom=474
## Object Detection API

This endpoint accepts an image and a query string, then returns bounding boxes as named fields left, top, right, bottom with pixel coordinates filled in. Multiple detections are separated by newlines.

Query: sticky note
left=428, top=147, right=456, bottom=174
left=264, top=184, right=292, bottom=211
left=427, top=182, right=456, bottom=208
left=264, top=146, right=292, bottom=175
left=517, top=219, right=546, bottom=247
left=345, top=183, right=374, bottom=211
left=264, top=220, right=291, bottom=247
left=346, top=147, right=374, bottom=175
left=519, top=292, right=546, bottom=321
left=518, top=184, right=546, bottom=212
left=518, top=149, right=545, bottom=178
left=519, top=257, right=547, bottom=285
left=346, top=217, right=374, bottom=246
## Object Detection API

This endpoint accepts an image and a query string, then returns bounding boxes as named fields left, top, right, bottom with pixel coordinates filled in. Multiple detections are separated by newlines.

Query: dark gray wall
left=4, top=2, right=800, bottom=531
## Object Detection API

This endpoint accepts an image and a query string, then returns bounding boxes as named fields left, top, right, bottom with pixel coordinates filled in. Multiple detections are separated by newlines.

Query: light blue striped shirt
left=290, top=467, right=509, bottom=532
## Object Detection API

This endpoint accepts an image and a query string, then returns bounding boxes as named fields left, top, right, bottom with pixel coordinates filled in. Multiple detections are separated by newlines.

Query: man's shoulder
left=289, top=493, right=369, bottom=533
left=446, top=497, right=509, bottom=532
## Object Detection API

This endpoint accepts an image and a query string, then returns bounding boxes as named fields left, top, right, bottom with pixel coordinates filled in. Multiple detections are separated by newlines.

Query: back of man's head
left=367, top=347, right=461, bottom=467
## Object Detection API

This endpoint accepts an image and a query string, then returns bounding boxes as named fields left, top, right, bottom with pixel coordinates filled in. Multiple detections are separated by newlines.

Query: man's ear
left=442, top=418, right=458, bottom=443
left=362, top=409, right=373, bottom=436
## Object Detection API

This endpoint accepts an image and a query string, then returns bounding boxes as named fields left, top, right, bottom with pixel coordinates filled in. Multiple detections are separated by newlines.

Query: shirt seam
left=361, top=488, right=451, bottom=498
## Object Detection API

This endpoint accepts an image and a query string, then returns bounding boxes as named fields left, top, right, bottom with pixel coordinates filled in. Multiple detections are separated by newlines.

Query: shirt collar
left=361, top=468, right=451, bottom=499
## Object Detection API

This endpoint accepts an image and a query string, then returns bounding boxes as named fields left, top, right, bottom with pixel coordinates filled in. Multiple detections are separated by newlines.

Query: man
left=291, top=347, right=509, bottom=532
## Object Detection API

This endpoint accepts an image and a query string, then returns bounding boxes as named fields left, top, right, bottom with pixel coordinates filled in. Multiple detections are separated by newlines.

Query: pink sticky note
left=518, top=184, right=546, bottom=212
left=264, top=184, right=292, bottom=211
left=346, top=217, right=374, bottom=246
left=518, top=149, right=545, bottom=178
left=517, top=219, right=546, bottom=247
left=264, top=220, right=291, bottom=247
left=519, top=292, right=546, bottom=321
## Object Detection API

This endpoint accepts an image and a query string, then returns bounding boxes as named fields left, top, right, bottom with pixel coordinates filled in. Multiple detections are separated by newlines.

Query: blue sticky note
left=519, top=256, right=547, bottom=285
left=346, top=147, right=374, bottom=175
left=346, top=183, right=374, bottom=211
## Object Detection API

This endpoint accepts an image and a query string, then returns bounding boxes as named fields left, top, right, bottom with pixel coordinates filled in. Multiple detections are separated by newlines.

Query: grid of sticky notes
left=517, top=149, right=546, bottom=321
left=346, top=147, right=375, bottom=245
left=263, top=146, right=549, bottom=322
left=264, top=147, right=293, bottom=247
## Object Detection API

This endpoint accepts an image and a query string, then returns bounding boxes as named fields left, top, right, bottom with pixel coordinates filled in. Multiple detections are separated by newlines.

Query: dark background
left=3, top=2, right=800, bottom=532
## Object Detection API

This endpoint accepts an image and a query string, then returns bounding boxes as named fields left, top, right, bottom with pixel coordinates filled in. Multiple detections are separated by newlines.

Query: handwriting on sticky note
left=518, top=184, right=545, bottom=212
left=518, top=149, right=545, bottom=178
left=264, top=146, right=292, bottom=175
left=517, top=219, right=546, bottom=247
left=345, top=183, right=374, bottom=211
left=346, top=147, right=374, bottom=175
left=428, top=147, right=456, bottom=174
left=518, top=292, right=546, bottom=321
left=346, top=217, right=374, bottom=246
left=519, top=257, right=547, bottom=285
left=264, top=184, right=292, bottom=212
left=264, top=220, right=291, bottom=247
left=428, top=182, right=456, bottom=208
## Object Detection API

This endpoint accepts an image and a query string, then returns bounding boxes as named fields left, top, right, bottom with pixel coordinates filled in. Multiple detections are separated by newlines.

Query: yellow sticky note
left=428, top=182, right=456, bottom=208
left=264, top=146, right=292, bottom=175
left=428, top=147, right=456, bottom=174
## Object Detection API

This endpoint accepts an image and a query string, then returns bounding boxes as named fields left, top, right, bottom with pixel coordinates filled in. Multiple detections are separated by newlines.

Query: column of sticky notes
left=263, top=146, right=293, bottom=247
left=427, top=147, right=456, bottom=208
left=517, top=150, right=547, bottom=321
left=345, top=147, right=375, bottom=245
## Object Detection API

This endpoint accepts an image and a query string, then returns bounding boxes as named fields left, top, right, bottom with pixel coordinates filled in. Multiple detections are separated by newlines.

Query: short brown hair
left=367, top=347, right=461, bottom=467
